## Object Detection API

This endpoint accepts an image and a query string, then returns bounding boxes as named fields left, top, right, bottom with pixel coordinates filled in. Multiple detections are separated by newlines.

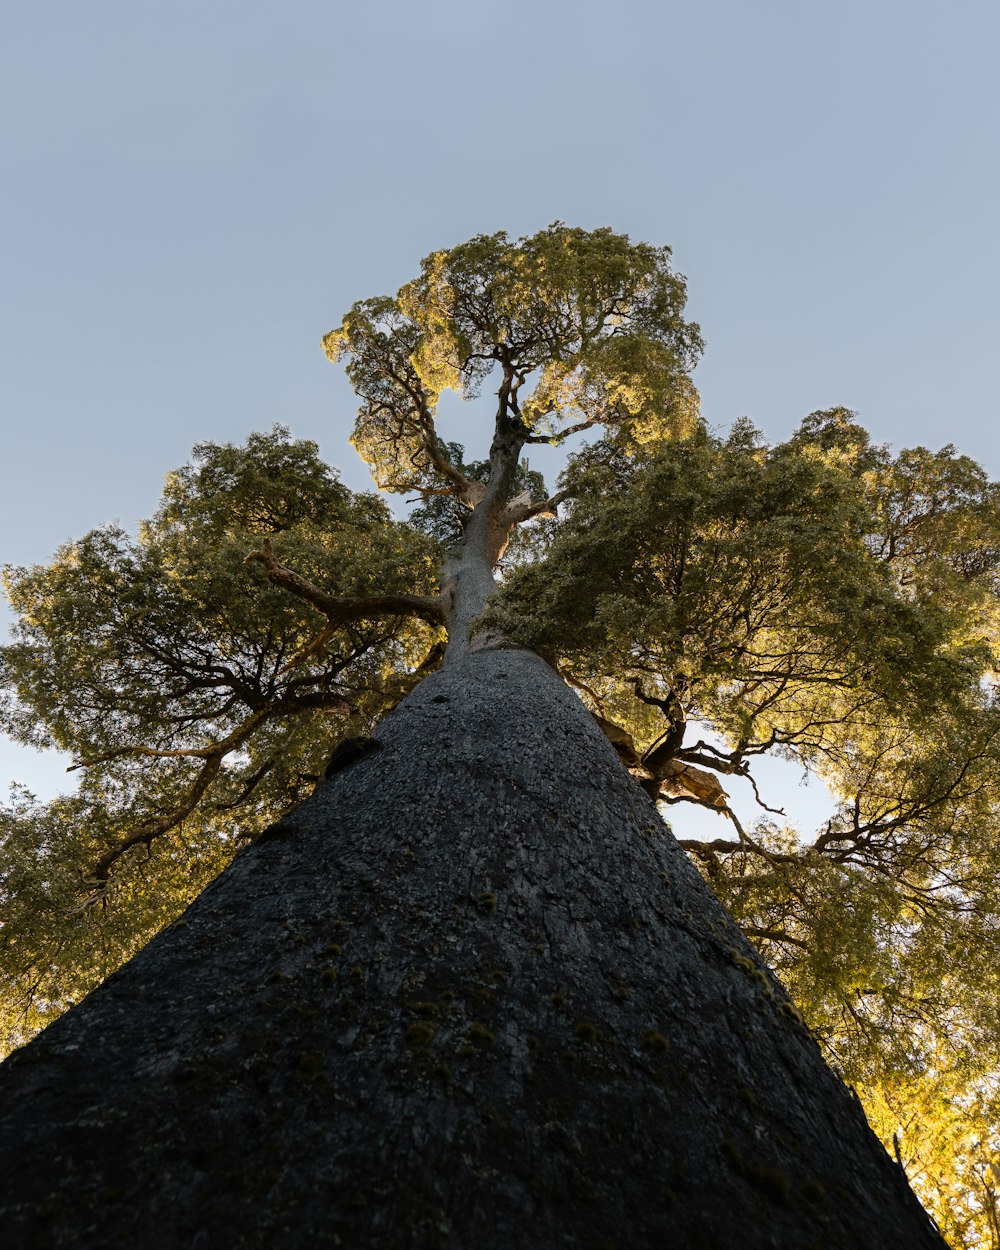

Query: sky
left=2, top=0, right=998, bottom=836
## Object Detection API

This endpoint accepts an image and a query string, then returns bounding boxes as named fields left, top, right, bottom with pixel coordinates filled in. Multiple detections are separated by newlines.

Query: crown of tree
left=3, top=225, right=999, bottom=1242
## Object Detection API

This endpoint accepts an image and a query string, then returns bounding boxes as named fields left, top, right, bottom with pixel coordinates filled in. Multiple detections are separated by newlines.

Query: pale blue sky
left=2, top=0, right=998, bottom=834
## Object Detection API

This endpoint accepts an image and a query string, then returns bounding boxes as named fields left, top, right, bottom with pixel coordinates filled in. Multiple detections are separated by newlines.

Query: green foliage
left=323, top=223, right=702, bottom=494
left=487, top=413, right=992, bottom=724
left=719, top=842, right=1000, bottom=1246
left=0, top=782, right=232, bottom=1050
left=486, top=412, right=1000, bottom=826
left=0, top=426, right=441, bottom=1048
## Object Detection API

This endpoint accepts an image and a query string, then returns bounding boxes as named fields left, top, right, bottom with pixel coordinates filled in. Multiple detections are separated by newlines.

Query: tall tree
left=2, top=225, right=986, bottom=1246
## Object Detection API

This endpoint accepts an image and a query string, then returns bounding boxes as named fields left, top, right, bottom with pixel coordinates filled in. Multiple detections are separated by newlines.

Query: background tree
left=1, top=224, right=991, bottom=1245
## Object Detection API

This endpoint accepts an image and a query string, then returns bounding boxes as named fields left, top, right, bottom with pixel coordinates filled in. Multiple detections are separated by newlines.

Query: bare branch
left=743, top=769, right=787, bottom=817
left=676, top=750, right=786, bottom=817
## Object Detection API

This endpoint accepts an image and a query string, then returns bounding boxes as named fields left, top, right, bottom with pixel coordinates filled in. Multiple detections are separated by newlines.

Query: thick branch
left=523, top=417, right=601, bottom=446
left=648, top=759, right=727, bottom=807
left=245, top=540, right=447, bottom=628
left=69, top=705, right=280, bottom=774
left=499, top=488, right=572, bottom=529
left=676, top=835, right=797, bottom=866
left=674, top=799, right=798, bottom=864
left=441, top=360, right=533, bottom=659
left=678, top=837, right=750, bottom=857
left=742, top=926, right=811, bottom=951
left=68, top=743, right=217, bottom=770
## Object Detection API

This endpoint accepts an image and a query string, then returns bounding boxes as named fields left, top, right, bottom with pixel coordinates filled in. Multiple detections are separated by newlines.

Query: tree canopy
left=3, top=224, right=1000, bottom=1244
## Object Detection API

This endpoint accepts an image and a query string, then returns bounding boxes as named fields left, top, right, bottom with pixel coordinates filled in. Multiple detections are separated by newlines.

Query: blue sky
left=2, top=0, right=998, bottom=833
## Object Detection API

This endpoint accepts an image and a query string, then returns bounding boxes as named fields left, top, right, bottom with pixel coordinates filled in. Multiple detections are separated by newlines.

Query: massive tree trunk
left=0, top=647, right=942, bottom=1249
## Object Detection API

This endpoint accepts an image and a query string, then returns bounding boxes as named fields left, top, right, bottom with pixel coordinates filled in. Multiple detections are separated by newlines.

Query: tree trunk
left=0, top=649, right=943, bottom=1249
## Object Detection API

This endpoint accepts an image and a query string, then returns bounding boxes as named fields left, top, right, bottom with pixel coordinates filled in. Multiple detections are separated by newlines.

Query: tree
left=0, top=224, right=980, bottom=1246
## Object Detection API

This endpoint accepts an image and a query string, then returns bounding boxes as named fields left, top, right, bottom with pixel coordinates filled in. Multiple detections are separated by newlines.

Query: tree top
left=322, top=224, right=703, bottom=496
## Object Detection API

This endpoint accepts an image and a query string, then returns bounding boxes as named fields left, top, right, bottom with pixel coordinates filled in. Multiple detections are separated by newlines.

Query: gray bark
left=441, top=538, right=499, bottom=665
left=441, top=408, right=522, bottom=664
left=0, top=648, right=943, bottom=1249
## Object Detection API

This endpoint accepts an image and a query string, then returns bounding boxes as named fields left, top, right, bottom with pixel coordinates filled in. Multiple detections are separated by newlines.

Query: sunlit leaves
left=488, top=414, right=993, bottom=758
left=324, top=224, right=703, bottom=494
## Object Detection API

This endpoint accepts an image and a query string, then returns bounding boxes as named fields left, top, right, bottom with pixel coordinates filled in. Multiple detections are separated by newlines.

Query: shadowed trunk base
left=0, top=650, right=943, bottom=1249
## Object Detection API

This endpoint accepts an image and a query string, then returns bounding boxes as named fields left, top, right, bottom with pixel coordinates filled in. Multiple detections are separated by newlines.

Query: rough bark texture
left=0, top=650, right=943, bottom=1249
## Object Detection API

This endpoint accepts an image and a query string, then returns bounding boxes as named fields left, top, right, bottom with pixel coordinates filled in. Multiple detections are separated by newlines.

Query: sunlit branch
left=69, top=705, right=277, bottom=776
left=500, top=489, right=572, bottom=528
left=678, top=836, right=754, bottom=858
left=523, top=417, right=602, bottom=446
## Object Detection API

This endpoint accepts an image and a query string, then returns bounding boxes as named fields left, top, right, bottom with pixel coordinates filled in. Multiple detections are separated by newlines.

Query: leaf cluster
left=487, top=410, right=998, bottom=782
left=0, top=427, right=441, bottom=1047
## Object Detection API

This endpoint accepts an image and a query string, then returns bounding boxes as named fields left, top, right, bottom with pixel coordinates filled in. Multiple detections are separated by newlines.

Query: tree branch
left=245, top=539, right=447, bottom=627
left=741, top=926, right=811, bottom=951
left=523, top=417, right=602, bottom=446
left=418, top=423, right=485, bottom=507
left=499, top=488, right=572, bottom=529
left=86, top=752, right=226, bottom=888
left=675, top=750, right=786, bottom=817
left=214, top=756, right=277, bottom=811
